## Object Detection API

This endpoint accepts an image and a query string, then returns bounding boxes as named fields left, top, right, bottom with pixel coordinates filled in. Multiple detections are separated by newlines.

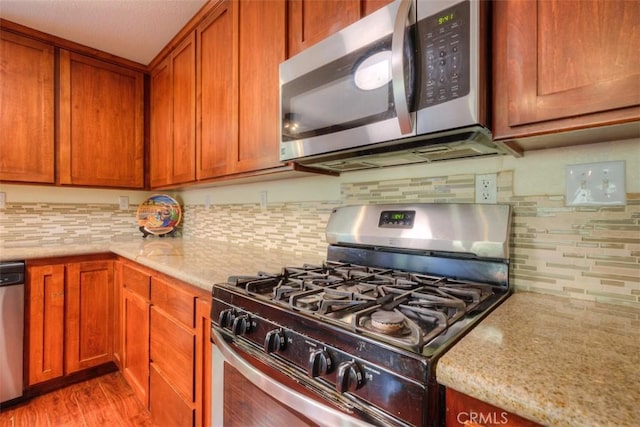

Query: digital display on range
left=379, top=210, right=416, bottom=228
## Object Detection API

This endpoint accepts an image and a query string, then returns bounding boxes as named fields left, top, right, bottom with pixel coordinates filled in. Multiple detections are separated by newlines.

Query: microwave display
left=417, top=0, right=471, bottom=108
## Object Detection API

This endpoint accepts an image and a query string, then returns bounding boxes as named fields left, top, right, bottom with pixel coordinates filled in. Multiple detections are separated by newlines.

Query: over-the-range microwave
left=279, top=0, right=518, bottom=172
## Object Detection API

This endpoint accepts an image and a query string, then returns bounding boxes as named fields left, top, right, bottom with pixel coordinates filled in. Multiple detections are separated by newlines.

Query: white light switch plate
left=565, top=161, right=626, bottom=206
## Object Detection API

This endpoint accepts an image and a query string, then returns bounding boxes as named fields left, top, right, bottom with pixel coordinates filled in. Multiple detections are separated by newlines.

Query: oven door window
left=281, top=32, right=414, bottom=142
left=222, top=363, right=318, bottom=426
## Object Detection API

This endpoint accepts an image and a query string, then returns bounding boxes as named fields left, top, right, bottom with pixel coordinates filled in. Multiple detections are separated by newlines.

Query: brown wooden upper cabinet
left=197, top=1, right=238, bottom=179
left=197, top=0, right=287, bottom=181
left=0, top=30, right=55, bottom=184
left=235, top=0, right=287, bottom=173
left=287, top=0, right=394, bottom=57
left=58, top=50, right=145, bottom=188
left=150, top=32, right=197, bottom=188
left=492, top=0, right=640, bottom=142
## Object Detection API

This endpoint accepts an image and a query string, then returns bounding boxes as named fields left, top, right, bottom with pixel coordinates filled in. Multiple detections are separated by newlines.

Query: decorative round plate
left=136, top=194, right=182, bottom=235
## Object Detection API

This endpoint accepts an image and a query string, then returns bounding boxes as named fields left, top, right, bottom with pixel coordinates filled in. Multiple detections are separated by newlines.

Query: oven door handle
left=212, top=329, right=375, bottom=427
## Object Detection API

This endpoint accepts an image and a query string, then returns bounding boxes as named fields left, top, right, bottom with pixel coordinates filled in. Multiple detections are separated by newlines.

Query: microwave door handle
left=391, top=0, right=413, bottom=135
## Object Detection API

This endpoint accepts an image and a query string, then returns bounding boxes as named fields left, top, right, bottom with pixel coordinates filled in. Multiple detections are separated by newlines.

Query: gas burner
left=295, top=293, right=323, bottom=310
left=369, top=310, right=406, bottom=334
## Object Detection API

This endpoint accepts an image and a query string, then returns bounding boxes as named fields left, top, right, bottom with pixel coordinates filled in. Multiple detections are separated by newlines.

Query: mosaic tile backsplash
left=1, top=171, right=638, bottom=307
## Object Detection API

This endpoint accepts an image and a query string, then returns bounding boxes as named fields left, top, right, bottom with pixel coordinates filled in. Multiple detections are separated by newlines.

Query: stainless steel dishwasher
left=0, top=261, right=25, bottom=404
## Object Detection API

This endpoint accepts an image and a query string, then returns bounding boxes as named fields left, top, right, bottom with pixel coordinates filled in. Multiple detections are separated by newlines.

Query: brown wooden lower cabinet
left=150, top=306, right=195, bottom=403
left=65, top=260, right=114, bottom=373
left=150, top=364, right=195, bottom=427
left=24, top=255, right=211, bottom=425
left=26, top=255, right=114, bottom=387
left=446, top=388, right=541, bottom=427
left=115, top=258, right=211, bottom=427
left=26, top=263, right=65, bottom=385
left=195, top=298, right=211, bottom=427
left=121, top=285, right=150, bottom=407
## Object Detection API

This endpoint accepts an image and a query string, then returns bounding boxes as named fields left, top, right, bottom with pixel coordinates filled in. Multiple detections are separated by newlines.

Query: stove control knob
left=264, top=329, right=286, bottom=353
left=218, top=309, right=234, bottom=328
left=231, top=314, right=251, bottom=335
left=336, top=361, right=363, bottom=393
left=308, top=349, right=332, bottom=377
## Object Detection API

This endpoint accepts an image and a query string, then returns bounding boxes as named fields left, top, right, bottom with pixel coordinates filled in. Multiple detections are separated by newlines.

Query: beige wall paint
left=1, top=137, right=637, bottom=206
left=182, top=138, right=639, bottom=205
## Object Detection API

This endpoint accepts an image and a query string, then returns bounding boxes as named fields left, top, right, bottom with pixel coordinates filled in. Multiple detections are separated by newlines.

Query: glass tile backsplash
left=1, top=171, right=638, bottom=307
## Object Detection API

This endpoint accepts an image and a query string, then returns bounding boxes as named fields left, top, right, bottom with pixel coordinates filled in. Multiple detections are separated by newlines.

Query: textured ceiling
left=0, top=0, right=208, bottom=65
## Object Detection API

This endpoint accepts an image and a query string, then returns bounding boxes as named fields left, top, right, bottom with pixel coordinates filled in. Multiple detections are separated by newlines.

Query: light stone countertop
left=0, top=237, right=323, bottom=292
left=436, top=292, right=640, bottom=427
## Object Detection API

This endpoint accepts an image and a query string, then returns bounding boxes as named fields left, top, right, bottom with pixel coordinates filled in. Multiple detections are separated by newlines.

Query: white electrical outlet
left=566, top=161, right=625, bottom=206
left=475, top=173, right=497, bottom=204
left=259, top=191, right=268, bottom=210
left=119, top=196, right=129, bottom=210
left=0, top=192, right=6, bottom=209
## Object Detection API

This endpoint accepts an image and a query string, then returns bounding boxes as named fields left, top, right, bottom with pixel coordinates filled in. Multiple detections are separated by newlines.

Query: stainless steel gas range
left=211, top=203, right=512, bottom=427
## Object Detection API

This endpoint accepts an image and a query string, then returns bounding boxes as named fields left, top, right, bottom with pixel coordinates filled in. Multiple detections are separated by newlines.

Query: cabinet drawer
left=150, top=307, right=195, bottom=402
left=150, top=364, right=194, bottom=427
left=121, top=263, right=151, bottom=299
left=151, top=276, right=195, bottom=327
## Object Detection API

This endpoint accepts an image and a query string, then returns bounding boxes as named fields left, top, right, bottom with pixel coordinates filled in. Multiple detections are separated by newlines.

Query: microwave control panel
left=416, top=0, right=471, bottom=108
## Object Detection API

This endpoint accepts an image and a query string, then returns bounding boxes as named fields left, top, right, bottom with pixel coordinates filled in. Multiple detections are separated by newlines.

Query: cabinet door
left=493, top=0, right=640, bottom=140
left=122, top=286, right=150, bottom=407
left=197, top=0, right=238, bottom=179
left=150, top=308, right=195, bottom=403
left=235, top=0, right=287, bottom=173
left=65, top=260, right=114, bottom=374
left=150, top=58, right=173, bottom=188
left=150, top=364, right=195, bottom=427
left=27, top=264, right=65, bottom=385
left=171, top=33, right=197, bottom=185
left=113, top=261, right=123, bottom=369
left=150, top=33, right=197, bottom=188
left=362, top=0, right=394, bottom=16
left=0, top=31, right=55, bottom=183
left=287, top=0, right=361, bottom=57
left=58, top=50, right=144, bottom=188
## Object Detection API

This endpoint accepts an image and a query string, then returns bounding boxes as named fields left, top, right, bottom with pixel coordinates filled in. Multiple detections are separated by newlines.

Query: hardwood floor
left=0, top=372, right=152, bottom=427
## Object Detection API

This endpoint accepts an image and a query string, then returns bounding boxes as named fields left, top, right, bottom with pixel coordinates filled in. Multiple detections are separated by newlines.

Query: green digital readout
left=379, top=210, right=415, bottom=228
left=437, top=12, right=455, bottom=25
